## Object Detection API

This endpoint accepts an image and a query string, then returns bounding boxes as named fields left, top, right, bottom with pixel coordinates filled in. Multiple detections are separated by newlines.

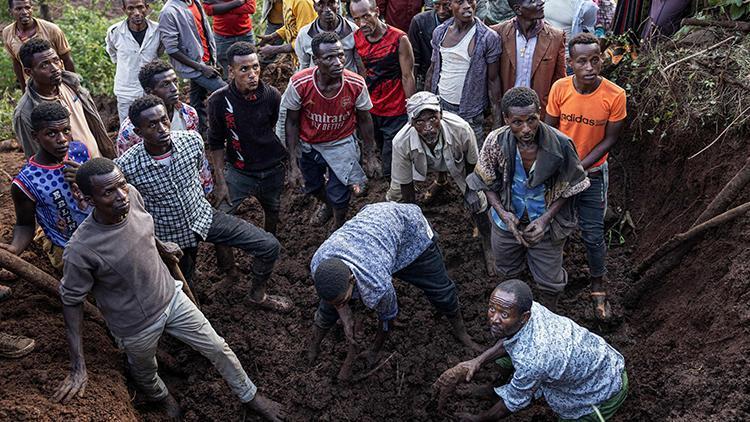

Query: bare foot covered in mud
left=243, top=393, right=286, bottom=422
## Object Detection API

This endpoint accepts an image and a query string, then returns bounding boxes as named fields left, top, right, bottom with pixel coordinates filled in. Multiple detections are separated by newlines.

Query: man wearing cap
left=387, top=92, right=495, bottom=274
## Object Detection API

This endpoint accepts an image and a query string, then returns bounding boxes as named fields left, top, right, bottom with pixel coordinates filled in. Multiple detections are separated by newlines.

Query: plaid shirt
left=116, top=103, right=214, bottom=196
left=115, top=130, right=213, bottom=248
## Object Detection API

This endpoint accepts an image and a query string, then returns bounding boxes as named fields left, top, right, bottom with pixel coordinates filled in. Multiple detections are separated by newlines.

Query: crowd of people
left=0, top=0, right=635, bottom=420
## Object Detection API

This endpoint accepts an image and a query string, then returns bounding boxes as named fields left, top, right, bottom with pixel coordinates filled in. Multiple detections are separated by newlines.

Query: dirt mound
left=0, top=28, right=748, bottom=421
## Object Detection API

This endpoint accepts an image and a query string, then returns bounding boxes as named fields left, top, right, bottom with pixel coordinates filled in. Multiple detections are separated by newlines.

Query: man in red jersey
left=350, top=0, right=416, bottom=181
left=283, top=32, right=377, bottom=229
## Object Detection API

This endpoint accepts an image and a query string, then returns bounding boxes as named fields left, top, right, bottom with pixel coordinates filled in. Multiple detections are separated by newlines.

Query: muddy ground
left=1, top=59, right=749, bottom=421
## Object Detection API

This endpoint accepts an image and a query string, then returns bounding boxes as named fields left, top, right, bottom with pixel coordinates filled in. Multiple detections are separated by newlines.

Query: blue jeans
left=439, top=99, right=486, bottom=148
left=189, top=74, right=228, bottom=134
left=298, top=147, right=351, bottom=210
left=313, top=241, right=460, bottom=329
left=215, top=32, right=255, bottom=78
left=576, top=162, right=609, bottom=278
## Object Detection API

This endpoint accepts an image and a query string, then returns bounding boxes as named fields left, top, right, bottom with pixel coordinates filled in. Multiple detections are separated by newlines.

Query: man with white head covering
left=388, top=91, right=495, bottom=275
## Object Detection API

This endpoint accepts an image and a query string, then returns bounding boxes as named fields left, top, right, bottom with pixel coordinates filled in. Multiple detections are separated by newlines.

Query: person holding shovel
left=307, top=202, right=481, bottom=381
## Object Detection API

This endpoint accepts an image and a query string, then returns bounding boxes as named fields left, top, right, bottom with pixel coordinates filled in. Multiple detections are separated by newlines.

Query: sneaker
left=0, top=284, right=11, bottom=302
left=310, top=203, right=333, bottom=226
left=0, top=332, right=35, bottom=358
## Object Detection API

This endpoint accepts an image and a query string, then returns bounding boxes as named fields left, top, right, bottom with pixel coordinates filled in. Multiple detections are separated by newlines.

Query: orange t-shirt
left=546, top=76, right=627, bottom=168
left=188, top=1, right=211, bottom=63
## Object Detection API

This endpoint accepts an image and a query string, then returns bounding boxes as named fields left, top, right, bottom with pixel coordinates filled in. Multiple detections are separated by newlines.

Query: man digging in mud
left=466, top=87, right=589, bottom=312
left=307, top=202, right=482, bottom=381
left=53, top=158, right=285, bottom=421
left=387, top=91, right=496, bottom=275
left=116, top=96, right=292, bottom=312
left=434, top=279, right=628, bottom=421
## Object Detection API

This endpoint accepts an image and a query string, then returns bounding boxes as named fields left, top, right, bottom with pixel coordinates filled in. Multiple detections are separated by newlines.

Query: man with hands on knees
left=465, top=87, right=589, bottom=312
left=53, top=158, right=286, bottom=421
left=434, top=279, right=628, bottom=422
left=307, top=202, right=482, bottom=381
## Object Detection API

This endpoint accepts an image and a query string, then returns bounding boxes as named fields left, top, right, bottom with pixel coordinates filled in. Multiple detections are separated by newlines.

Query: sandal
left=248, top=294, right=294, bottom=313
left=590, top=291, right=612, bottom=321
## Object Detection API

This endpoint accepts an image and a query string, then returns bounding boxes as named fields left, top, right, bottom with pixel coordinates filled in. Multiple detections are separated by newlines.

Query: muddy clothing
left=495, top=302, right=626, bottom=419
left=114, top=279, right=258, bottom=402
left=60, top=186, right=175, bottom=338
left=311, top=203, right=444, bottom=323
left=13, top=71, right=116, bottom=160
left=388, top=111, right=478, bottom=200
left=491, top=224, right=567, bottom=293
left=13, top=141, right=91, bottom=248
left=2, top=18, right=71, bottom=63
left=116, top=130, right=212, bottom=249
left=468, top=123, right=589, bottom=241
left=117, top=104, right=214, bottom=196
left=207, top=80, right=285, bottom=172
left=429, top=18, right=502, bottom=121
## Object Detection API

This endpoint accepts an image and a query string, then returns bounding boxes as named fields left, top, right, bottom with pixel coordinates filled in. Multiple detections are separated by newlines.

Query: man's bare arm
left=543, top=114, right=560, bottom=128
left=60, top=52, right=75, bottom=73
left=208, top=148, right=231, bottom=207
left=11, top=58, right=26, bottom=92
left=487, top=61, right=502, bottom=129
left=398, top=35, right=416, bottom=98
left=424, top=62, right=434, bottom=93
left=579, top=120, right=626, bottom=170
left=0, top=184, right=37, bottom=255
left=52, top=304, right=88, bottom=403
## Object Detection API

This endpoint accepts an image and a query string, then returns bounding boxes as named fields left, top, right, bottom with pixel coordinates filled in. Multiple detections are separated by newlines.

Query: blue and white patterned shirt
left=495, top=302, right=625, bottom=419
left=115, top=130, right=213, bottom=249
left=310, top=203, right=435, bottom=321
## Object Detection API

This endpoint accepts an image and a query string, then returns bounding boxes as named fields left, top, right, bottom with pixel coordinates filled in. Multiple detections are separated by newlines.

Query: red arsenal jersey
left=285, top=67, right=372, bottom=143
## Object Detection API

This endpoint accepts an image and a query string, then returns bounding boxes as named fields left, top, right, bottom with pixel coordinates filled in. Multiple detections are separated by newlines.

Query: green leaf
left=729, top=4, right=747, bottom=19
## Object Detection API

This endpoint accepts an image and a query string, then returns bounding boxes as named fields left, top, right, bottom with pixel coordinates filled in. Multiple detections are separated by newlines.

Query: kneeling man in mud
left=435, top=279, right=628, bottom=421
left=466, top=87, right=589, bottom=312
left=53, top=158, right=285, bottom=421
left=307, top=202, right=482, bottom=380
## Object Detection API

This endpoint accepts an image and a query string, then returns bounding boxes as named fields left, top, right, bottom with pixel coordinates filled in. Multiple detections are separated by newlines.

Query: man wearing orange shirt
left=544, top=33, right=626, bottom=321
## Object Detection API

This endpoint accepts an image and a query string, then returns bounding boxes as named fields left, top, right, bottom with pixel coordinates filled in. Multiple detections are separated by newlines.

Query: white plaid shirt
left=116, top=130, right=213, bottom=248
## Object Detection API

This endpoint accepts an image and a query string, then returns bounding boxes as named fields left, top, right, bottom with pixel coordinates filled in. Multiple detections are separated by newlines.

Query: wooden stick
left=635, top=201, right=750, bottom=275
left=352, top=351, right=397, bottom=382
left=0, top=248, right=104, bottom=324
left=661, top=37, right=735, bottom=73
left=692, top=156, right=750, bottom=227
left=164, top=259, right=200, bottom=308
left=688, top=105, right=750, bottom=160
left=681, top=18, right=750, bottom=32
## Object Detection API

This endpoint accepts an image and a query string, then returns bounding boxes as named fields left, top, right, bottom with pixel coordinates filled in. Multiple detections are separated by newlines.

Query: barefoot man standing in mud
left=307, top=202, right=482, bottom=380
left=53, top=158, right=285, bottom=421
left=434, top=279, right=628, bottom=421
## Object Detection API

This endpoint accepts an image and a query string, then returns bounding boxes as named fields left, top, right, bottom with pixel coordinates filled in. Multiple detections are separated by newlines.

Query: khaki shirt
left=2, top=18, right=71, bottom=62
left=390, top=111, right=478, bottom=195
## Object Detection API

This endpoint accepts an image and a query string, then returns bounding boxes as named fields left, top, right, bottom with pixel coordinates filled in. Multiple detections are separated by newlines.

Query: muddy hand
left=522, top=218, right=546, bottom=246
left=337, top=342, right=358, bottom=382
left=52, top=368, right=88, bottom=403
left=432, top=363, right=471, bottom=410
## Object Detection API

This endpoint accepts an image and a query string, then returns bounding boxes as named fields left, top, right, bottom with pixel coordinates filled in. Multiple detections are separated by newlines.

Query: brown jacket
left=492, top=19, right=566, bottom=117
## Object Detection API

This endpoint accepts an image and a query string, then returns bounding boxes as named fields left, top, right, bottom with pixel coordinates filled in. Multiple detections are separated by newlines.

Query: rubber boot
left=537, top=290, right=561, bottom=313
left=332, top=207, right=348, bottom=231
left=249, top=259, right=275, bottom=302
